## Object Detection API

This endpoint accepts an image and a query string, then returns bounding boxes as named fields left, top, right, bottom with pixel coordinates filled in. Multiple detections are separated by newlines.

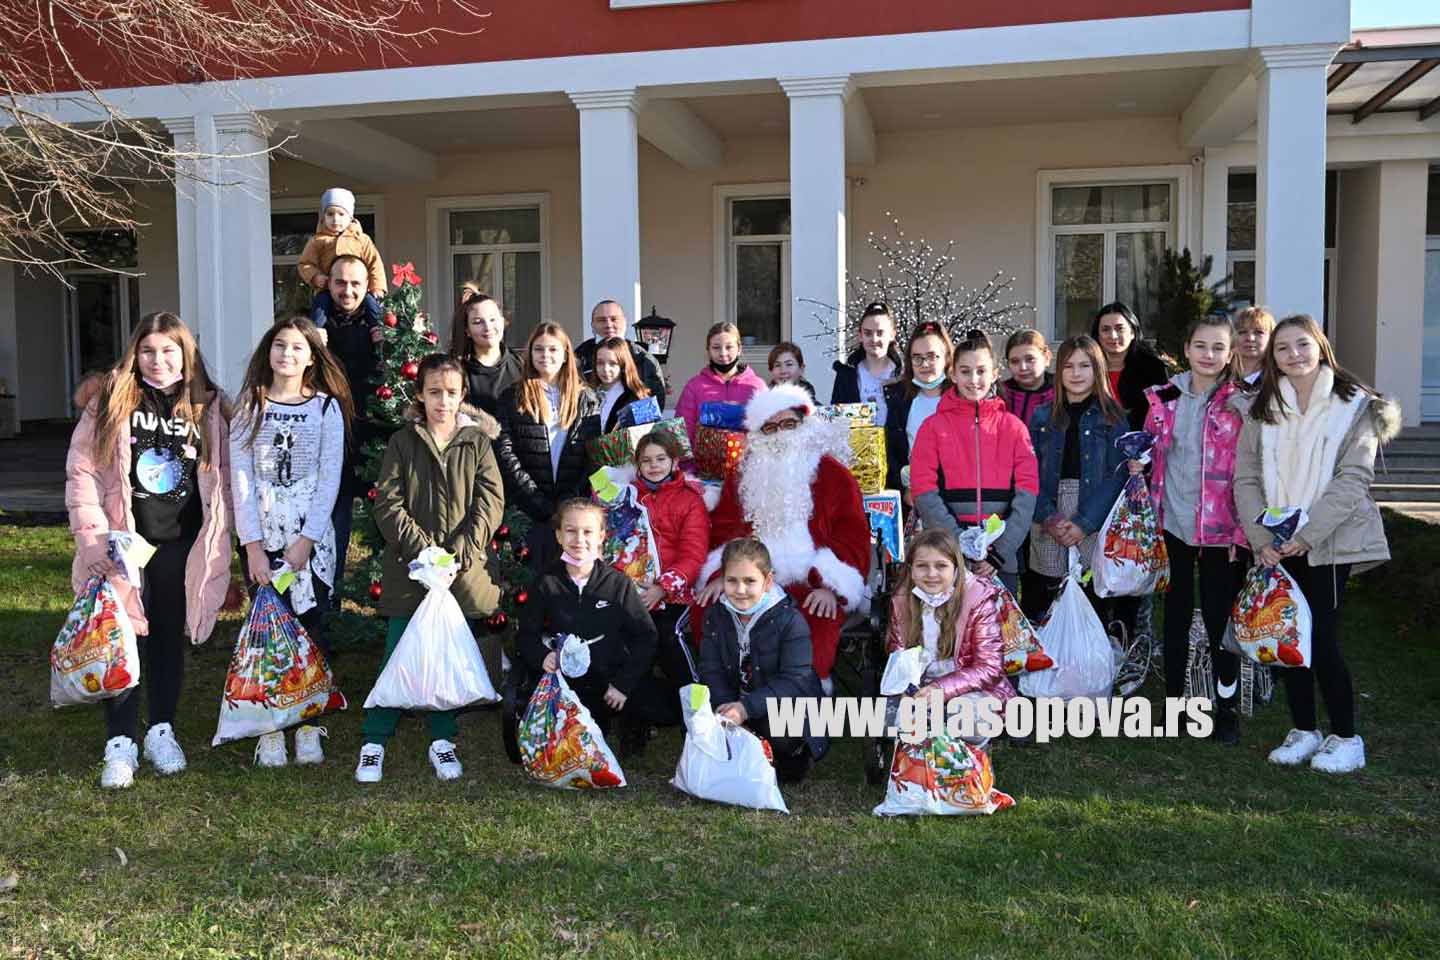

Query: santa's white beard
left=737, top=417, right=846, bottom=587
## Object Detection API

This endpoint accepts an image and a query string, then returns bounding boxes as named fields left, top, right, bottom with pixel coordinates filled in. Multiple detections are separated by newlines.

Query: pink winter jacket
left=886, top=574, right=1014, bottom=706
left=1143, top=377, right=1250, bottom=548
left=66, top=391, right=235, bottom=643
left=673, top=364, right=768, bottom=446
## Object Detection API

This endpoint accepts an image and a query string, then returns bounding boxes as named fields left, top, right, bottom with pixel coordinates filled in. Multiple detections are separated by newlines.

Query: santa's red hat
left=744, top=383, right=816, bottom=433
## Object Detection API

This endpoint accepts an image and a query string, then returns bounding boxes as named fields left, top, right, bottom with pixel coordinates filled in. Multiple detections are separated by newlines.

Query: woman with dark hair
left=831, top=301, right=904, bottom=420
left=1091, top=301, right=1170, bottom=429
left=449, top=291, right=524, bottom=418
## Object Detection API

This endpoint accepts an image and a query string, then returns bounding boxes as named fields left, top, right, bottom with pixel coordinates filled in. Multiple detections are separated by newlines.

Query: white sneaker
left=428, top=739, right=462, bottom=781
left=1310, top=734, right=1366, bottom=774
left=100, top=736, right=139, bottom=790
left=143, top=722, right=187, bottom=775
left=294, top=725, right=326, bottom=766
left=355, top=743, right=385, bottom=783
left=1267, top=728, right=1323, bottom=766
left=254, top=731, right=287, bottom=768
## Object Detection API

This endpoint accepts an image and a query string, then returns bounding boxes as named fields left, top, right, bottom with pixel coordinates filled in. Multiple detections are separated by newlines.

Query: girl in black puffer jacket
left=494, top=322, right=601, bottom=568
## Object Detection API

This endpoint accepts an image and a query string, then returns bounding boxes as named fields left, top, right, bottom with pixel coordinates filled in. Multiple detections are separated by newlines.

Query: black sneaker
left=1214, top=704, right=1241, bottom=747
left=619, top=725, right=650, bottom=760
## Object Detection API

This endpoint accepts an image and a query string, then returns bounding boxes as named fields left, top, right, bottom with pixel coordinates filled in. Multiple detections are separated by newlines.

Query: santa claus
left=695, top=383, right=872, bottom=686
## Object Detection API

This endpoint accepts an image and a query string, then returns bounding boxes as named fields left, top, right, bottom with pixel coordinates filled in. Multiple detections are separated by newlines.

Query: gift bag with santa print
left=959, top=517, right=1053, bottom=675
left=590, top=468, right=661, bottom=587
left=873, top=734, right=1014, bottom=817
left=1092, top=431, right=1171, bottom=598
left=1231, top=507, right=1313, bottom=669
left=518, top=671, right=627, bottom=790
left=212, top=584, right=346, bottom=745
left=50, top=577, right=139, bottom=707
left=671, top=684, right=787, bottom=813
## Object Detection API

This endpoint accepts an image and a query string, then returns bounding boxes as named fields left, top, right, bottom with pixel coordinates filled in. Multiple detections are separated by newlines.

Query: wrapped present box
left=588, top=417, right=691, bottom=467
left=694, top=425, right=747, bottom=481
left=617, top=396, right=661, bottom=428
left=699, top=401, right=747, bottom=430
left=863, top=490, right=904, bottom=562
left=818, top=402, right=877, bottom=426
left=847, top=425, right=887, bottom=494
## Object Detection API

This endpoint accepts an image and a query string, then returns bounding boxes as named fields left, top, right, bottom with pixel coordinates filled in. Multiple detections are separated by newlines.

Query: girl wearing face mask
left=1000, top=329, right=1055, bottom=428
left=831, top=301, right=904, bottom=425
left=1141, top=315, right=1254, bottom=746
left=1091, top=302, right=1170, bottom=429
left=1232, top=306, right=1275, bottom=384
left=1024, top=336, right=1129, bottom=621
left=674, top=322, right=767, bottom=446
left=698, top=537, right=827, bottom=783
left=885, top=529, right=1013, bottom=735
left=449, top=291, right=523, bottom=419
left=883, top=321, right=953, bottom=501
left=909, top=332, right=1039, bottom=596
left=589, top=336, right=653, bottom=434
left=68, top=312, right=234, bottom=790
left=1234, top=315, right=1398, bottom=775
left=494, top=323, right=601, bottom=570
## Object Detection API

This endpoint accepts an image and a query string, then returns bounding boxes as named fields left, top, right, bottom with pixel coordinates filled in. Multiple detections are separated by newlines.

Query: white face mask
left=911, top=585, right=954, bottom=609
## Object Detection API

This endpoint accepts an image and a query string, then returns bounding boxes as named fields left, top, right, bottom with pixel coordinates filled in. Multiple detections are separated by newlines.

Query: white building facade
left=4, top=0, right=1438, bottom=423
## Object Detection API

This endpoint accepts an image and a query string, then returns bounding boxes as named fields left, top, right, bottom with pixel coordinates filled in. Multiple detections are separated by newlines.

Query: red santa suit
left=697, top=384, right=871, bottom=679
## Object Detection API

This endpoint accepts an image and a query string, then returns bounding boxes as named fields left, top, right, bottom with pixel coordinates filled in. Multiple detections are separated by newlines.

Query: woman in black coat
left=493, top=322, right=601, bottom=567
left=1091, top=301, right=1170, bottom=429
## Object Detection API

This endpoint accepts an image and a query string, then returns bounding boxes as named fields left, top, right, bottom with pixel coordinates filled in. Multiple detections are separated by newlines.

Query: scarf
left=1263, top=366, right=1365, bottom=511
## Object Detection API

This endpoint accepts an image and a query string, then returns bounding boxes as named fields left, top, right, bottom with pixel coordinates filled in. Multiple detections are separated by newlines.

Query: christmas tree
left=339, top=261, right=534, bottom=649
left=802, top=212, right=1034, bottom=359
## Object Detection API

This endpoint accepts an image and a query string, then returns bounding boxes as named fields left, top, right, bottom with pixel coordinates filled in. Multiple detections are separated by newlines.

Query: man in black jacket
left=315, top=254, right=385, bottom=605
left=574, top=300, right=667, bottom=408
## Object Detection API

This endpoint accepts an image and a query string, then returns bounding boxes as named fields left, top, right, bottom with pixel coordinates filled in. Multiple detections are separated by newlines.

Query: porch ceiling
left=1327, top=28, right=1440, bottom=123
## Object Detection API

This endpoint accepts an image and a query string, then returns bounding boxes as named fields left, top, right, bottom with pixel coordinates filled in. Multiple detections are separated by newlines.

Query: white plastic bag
left=556, top=633, right=602, bottom=679
left=363, top=547, right=498, bottom=711
left=671, top=684, right=788, bottom=813
left=878, top=646, right=927, bottom=696
left=1020, top=548, right=1119, bottom=701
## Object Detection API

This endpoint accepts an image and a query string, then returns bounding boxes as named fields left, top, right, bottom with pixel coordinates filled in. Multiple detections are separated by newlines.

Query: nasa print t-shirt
left=129, top=385, right=203, bottom=544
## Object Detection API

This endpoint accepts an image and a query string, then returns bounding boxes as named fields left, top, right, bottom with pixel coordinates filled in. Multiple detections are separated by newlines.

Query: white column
left=1254, top=45, right=1336, bottom=319
left=213, top=113, right=273, bottom=394
left=569, top=89, right=642, bottom=335
left=160, top=115, right=223, bottom=366
left=1200, top=147, right=1231, bottom=290
left=1374, top=160, right=1429, bottom=426
left=780, top=76, right=850, bottom=400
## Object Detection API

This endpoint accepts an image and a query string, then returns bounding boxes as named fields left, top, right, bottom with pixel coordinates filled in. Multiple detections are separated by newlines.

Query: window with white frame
left=428, top=195, right=548, bottom=341
left=1225, top=170, right=1339, bottom=333
left=271, top=201, right=379, bottom=317
left=716, top=186, right=791, bottom=348
left=1047, top=178, right=1178, bottom=338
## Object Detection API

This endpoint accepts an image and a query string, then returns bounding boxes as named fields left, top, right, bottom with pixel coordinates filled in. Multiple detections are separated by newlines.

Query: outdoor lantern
left=635, top=306, right=677, bottom=365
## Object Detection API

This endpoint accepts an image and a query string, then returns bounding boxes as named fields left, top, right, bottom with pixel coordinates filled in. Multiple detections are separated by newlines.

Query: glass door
left=1424, top=236, right=1440, bottom=422
left=64, top=274, right=134, bottom=414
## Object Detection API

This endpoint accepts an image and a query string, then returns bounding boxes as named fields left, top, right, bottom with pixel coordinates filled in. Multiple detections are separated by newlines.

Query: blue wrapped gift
left=699, top=401, right=747, bottom=430
left=617, top=396, right=661, bottom=428
left=863, top=490, right=904, bottom=563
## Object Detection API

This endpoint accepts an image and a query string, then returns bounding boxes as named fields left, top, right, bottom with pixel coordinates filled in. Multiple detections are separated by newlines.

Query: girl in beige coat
left=1234, top=314, right=1400, bottom=776
left=66, top=313, right=234, bottom=789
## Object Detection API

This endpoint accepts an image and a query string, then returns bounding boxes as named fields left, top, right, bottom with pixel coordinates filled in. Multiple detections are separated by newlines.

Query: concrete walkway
left=0, top=421, right=74, bottom=515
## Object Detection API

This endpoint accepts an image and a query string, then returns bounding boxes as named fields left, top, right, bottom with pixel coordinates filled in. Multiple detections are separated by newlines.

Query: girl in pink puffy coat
left=673, top=322, right=767, bottom=446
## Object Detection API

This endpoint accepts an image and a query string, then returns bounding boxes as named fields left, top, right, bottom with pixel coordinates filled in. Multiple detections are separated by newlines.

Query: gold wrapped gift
left=847, top=425, right=887, bottom=494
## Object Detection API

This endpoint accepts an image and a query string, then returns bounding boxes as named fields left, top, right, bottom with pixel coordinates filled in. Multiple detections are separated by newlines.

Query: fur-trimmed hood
left=402, top=400, right=500, bottom=439
left=1369, top=394, right=1402, bottom=445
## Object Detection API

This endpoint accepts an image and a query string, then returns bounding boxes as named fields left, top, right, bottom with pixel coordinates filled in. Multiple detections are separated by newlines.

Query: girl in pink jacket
left=673, top=322, right=768, bottom=446
left=886, top=529, right=1013, bottom=737
left=66, top=312, right=234, bottom=790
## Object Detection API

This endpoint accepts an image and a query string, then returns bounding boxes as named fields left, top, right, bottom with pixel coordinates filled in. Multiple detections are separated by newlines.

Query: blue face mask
left=912, top=374, right=946, bottom=391
left=721, top=583, right=783, bottom=620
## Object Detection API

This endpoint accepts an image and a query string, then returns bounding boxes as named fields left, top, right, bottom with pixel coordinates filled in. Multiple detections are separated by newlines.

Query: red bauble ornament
left=515, top=589, right=529, bottom=606
left=425, top=332, right=439, bottom=344
left=366, top=487, right=379, bottom=502
left=495, top=525, right=510, bottom=541
left=368, top=581, right=383, bottom=601
left=383, top=312, right=399, bottom=328
left=400, top=360, right=419, bottom=381
left=489, top=539, right=499, bottom=553
left=486, top=611, right=508, bottom=633
left=376, top=385, right=394, bottom=400
left=517, top=545, right=531, bottom=562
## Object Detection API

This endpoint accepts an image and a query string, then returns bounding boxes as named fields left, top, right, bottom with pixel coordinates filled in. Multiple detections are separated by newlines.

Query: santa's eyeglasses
left=760, top=415, right=805, bottom=435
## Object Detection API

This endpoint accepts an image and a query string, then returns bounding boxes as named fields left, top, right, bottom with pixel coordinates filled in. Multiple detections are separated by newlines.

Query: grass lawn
left=2, top=513, right=1438, bottom=959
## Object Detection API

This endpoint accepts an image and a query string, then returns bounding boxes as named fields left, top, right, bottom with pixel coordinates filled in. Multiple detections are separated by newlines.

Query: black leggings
left=1278, top=558, right=1355, bottom=738
left=1162, top=533, right=1247, bottom=701
left=106, top=538, right=192, bottom=741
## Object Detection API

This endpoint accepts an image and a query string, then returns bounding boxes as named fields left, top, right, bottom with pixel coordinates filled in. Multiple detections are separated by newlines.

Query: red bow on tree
left=391, top=262, right=422, bottom=287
